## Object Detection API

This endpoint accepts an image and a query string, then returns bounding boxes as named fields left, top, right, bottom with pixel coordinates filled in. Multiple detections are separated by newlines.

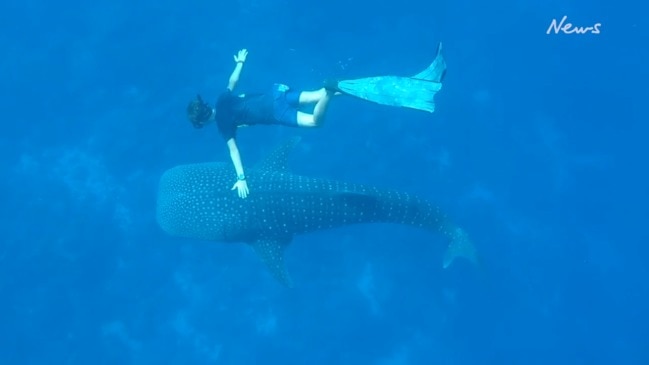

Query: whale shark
left=156, top=138, right=478, bottom=287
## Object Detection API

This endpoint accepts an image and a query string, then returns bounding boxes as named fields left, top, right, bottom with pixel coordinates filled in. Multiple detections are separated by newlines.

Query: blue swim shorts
left=271, top=83, right=302, bottom=126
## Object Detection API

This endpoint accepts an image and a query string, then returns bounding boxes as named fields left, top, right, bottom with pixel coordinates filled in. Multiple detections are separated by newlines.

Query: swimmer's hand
left=234, top=49, right=248, bottom=63
left=232, top=179, right=249, bottom=199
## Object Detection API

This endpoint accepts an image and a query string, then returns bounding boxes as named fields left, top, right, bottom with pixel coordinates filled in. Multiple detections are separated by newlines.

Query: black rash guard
left=214, top=89, right=275, bottom=141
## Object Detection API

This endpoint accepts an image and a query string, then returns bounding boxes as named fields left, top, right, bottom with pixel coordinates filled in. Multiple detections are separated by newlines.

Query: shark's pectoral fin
left=443, top=227, right=478, bottom=269
left=249, top=238, right=294, bottom=287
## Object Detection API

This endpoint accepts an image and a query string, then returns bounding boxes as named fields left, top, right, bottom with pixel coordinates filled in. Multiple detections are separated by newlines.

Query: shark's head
left=156, top=162, right=237, bottom=241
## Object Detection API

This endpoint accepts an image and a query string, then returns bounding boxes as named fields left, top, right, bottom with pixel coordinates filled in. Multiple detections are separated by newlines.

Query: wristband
left=237, top=174, right=246, bottom=181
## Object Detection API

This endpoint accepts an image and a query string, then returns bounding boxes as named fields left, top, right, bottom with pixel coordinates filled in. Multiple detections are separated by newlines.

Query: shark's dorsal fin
left=249, top=237, right=293, bottom=287
left=256, top=137, right=302, bottom=173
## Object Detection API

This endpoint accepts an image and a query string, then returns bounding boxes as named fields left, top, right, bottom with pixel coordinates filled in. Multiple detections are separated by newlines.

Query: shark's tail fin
left=442, top=227, right=479, bottom=269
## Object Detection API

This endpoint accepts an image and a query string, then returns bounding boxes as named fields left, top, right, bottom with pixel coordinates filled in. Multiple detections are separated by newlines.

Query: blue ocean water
left=1, top=0, right=647, bottom=364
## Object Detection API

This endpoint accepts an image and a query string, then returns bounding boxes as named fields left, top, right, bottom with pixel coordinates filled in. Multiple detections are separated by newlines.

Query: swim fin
left=335, top=42, right=446, bottom=113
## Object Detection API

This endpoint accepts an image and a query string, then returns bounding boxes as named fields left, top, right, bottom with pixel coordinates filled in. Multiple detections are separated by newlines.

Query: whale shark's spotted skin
left=156, top=138, right=477, bottom=286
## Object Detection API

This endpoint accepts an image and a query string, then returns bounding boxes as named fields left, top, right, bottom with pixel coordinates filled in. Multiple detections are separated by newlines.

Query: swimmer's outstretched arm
left=227, top=49, right=248, bottom=91
left=227, top=137, right=249, bottom=199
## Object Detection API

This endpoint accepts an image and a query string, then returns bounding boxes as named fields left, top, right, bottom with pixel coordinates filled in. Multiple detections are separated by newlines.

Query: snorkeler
left=186, top=49, right=339, bottom=199
left=187, top=45, right=446, bottom=199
